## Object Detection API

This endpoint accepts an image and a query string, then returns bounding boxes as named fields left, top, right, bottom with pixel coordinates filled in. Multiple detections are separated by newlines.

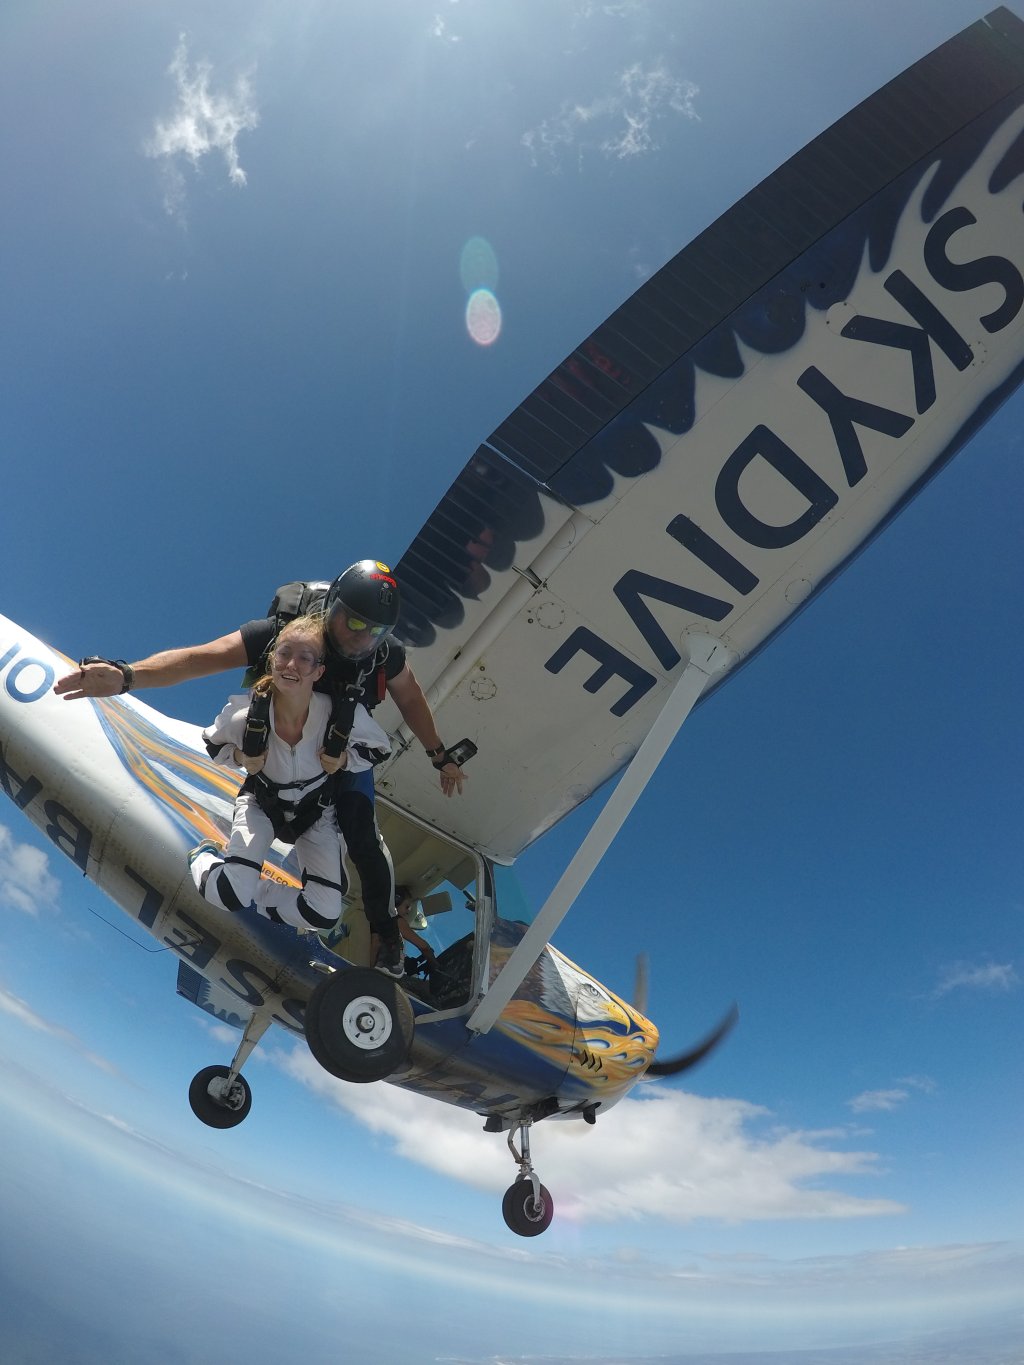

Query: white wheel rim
left=208, top=1076, right=246, bottom=1110
left=342, top=995, right=393, bottom=1050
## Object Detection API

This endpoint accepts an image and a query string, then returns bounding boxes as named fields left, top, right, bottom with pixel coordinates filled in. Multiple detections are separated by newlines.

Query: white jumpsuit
left=191, top=692, right=389, bottom=932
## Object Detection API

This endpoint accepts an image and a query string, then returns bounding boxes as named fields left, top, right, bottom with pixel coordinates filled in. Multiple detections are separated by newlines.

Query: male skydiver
left=53, top=561, right=467, bottom=977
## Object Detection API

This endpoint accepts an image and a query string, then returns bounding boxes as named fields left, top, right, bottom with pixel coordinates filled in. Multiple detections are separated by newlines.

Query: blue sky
left=1, top=2, right=1022, bottom=1361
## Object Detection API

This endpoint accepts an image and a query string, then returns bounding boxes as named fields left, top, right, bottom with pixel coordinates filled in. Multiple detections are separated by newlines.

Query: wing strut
left=467, top=633, right=735, bottom=1036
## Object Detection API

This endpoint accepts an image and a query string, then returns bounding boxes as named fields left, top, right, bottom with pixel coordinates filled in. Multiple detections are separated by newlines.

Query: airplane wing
left=375, top=8, right=1024, bottom=861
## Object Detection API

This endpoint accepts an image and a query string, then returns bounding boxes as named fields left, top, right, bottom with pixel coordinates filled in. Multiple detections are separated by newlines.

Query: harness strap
left=241, top=773, right=335, bottom=845
left=224, top=855, right=263, bottom=872
left=241, top=689, right=272, bottom=757
left=321, top=679, right=364, bottom=760
left=322, top=650, right=389, bottom=758
left=304, top=871, right=345, bottom=894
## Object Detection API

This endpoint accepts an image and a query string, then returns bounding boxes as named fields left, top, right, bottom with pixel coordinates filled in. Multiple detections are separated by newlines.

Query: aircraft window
left=491, top=864, right=532, bottom=927
left=400, top=875, right=479, bottom=1009
left=406, top=878, right=478, bottom=960
left=486, top=864, right=534, bottom=984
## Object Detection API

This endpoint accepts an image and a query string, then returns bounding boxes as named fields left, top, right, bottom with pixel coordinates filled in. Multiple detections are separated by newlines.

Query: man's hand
left=53, top=661, right=125, bottom=701
left=437, top=760, right=466, bottom=798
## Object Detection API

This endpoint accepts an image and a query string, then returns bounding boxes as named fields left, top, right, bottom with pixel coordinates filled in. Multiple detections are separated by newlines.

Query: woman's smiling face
left=271, top=630, right=324, bottom=693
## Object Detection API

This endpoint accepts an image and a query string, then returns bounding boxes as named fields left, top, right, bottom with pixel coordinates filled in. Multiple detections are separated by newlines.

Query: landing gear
left=502, top=1177, right=554, bottom=1236
left=189, top=1064, right=252, bottom=1128
left=188, top=1010, right=270, bottom=1130
left=304, top=967, right=414, bottom=1083
left=502, top=1120, right=553, bottom=1237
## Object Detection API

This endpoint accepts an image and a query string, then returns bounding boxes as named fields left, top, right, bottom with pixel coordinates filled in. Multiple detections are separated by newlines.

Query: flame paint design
left=91, top=697, right=301, bottom=886
left=490, top=930, right=658, bottom=1092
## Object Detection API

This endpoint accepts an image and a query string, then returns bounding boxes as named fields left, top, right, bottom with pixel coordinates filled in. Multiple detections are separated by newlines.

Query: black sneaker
left=375, top=930, right=405, bottom=979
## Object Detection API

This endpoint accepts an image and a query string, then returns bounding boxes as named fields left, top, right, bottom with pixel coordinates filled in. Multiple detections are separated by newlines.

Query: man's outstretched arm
left=54, top=631, right=249, bottom=700
left=386, top=662, right=467, bottom=797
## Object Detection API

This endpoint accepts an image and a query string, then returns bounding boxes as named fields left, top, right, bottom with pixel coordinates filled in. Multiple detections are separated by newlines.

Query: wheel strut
left=210, top=1011, right=271, bottom=1103
left=507, top=1120, right=541, bottom=1205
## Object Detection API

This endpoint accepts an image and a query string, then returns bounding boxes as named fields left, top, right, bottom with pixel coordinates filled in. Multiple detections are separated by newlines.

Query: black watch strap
left=80, top=656, right=134, bottom=694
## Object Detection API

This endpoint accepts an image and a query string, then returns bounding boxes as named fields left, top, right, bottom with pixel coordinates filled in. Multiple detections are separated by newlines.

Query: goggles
left=272, top=642, right=324, bottom=674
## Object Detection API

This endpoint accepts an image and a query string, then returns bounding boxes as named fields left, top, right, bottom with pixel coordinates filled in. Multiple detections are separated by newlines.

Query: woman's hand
left=233, top=748, right=266, bottom=774
left=319, top=749, right=349, bottom=775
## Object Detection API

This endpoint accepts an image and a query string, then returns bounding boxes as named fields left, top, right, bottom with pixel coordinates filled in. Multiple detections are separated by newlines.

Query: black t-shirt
left=239, top=617, right=406, bottom=712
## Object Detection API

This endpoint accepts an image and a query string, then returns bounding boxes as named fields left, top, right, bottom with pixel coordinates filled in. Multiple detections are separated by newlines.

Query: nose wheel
left=502, top=1120, right=553, bottom=1237
left=189, top=1064, right=252, bottom=1129
left=187, top=1009, right=270, bottom=1130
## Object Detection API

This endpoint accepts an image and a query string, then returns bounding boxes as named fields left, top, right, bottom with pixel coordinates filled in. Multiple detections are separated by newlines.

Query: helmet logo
left=375, top=561, right=392, bottom=573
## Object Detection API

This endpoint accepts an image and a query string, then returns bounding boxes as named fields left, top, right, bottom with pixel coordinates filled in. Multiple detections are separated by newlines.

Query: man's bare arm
left=387, top=663, right=466, bottom=797
left=54, top=631, right=249, bottom=701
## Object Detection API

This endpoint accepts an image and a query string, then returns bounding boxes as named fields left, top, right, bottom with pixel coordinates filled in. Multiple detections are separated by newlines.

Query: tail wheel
left=502, top=1178, right=554, bottom=1237
left=188, top=1064, right=252, bottom=1129
left=305, top=967, right=414, bottom=1083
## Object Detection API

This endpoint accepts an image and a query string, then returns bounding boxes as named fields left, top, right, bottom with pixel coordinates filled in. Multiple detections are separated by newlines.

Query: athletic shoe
left=375, top=931, right=405, bottom=979
left=187, top=838, right=222, bottom=896
left=187, top=838, right=222, bottom=868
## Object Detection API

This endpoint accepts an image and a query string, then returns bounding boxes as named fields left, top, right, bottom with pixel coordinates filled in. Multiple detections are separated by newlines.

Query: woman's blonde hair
left=251, top=614, right=326, bottom=697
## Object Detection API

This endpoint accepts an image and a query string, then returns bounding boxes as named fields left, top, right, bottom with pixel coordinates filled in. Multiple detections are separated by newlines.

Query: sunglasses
left=344, top=617, right=388, bottom=637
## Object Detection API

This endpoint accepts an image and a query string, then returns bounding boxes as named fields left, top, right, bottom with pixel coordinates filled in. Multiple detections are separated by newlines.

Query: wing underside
left=375, top=8, right=1024, bottom=860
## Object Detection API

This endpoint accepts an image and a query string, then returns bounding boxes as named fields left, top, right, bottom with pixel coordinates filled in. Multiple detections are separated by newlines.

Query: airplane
left=4, top=7, right=1024, bottom=1237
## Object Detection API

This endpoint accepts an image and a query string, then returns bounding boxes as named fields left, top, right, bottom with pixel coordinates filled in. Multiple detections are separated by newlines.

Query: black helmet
left=324, top=560, right=400, bottom=660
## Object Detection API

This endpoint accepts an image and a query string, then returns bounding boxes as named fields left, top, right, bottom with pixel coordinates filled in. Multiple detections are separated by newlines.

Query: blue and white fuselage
left=0, top=617, right=658, bottom=1126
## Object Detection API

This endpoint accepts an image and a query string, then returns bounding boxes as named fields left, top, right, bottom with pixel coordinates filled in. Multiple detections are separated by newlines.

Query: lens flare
left=466, top=288, right=502, bottom=346
left=459, top=236, right=499, bottom=293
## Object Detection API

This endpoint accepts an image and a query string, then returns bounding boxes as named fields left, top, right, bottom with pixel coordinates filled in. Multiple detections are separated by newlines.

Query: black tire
left=502, top=1178, right=554, bottom=1237
left=188, top=1064, right=252, bottom=1129
left=304, top=967, right=414, bottom=1083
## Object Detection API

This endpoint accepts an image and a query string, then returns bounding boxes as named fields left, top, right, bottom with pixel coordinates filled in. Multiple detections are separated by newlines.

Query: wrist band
left=80, top=656, right=134, bottom=694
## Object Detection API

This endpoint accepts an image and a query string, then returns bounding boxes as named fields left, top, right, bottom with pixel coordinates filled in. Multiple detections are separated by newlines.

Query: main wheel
left=304, top=967, right=414, bottom=1083
left=502, top=1178, right=554, bottom=1237
left=188, top=1064, right=252, bottom=1129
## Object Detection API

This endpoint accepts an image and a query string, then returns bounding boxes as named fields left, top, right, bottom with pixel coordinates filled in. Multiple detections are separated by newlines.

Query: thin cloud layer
left=934, top=961, right=1019, bottom=998
left=146, top=37, right=259, bottom=218
left=0, top=823, right=59, bottom=916
left=0, top=985, right=122, bottom=1077
left=276, top=1045, right=904, bottom=1225
left=523, top=61, right=698, bottom=170
left=848, top=1076, right=936, bottom=1114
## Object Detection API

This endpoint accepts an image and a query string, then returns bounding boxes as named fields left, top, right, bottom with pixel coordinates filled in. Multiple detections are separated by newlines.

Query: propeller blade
left=645, top=1004, right=739, bottom=1078
left=633, top=952, right=649, bottom=1016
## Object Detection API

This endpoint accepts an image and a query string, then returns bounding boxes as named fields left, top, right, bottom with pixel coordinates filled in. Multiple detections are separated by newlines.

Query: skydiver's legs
left=191, top=796, right=343, bottom=931
left=258, top=815, right=344, bottom=931
left=333, top=769, right=396, bottom=938
left=190, top=793, right=270, bottom=914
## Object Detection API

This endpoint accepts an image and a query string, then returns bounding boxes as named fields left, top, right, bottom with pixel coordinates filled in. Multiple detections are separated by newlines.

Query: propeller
left=632, top=952, right=649, bottom=1017
left=645, top=1003, right=739, bottom=1078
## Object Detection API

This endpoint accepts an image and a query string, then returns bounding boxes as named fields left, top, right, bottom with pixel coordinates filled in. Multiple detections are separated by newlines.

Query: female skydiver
left=187, top=615, right=394, bottom=960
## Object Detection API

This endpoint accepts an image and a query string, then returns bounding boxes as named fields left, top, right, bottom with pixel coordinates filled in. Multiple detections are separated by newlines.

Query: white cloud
left=934, top=961, right=1019, bottom=998
left=523, top=62, right=698, bottom=171
left=275, top=1045, right=904, bottom=1225
left=848, top=1075, right=936, bottom=1115
left=0, top=822, right=60, bottom=915
left=146, top=36, right=259, bottom=218
left=849, top=1088, right=909, bottom=1114
left=429, top=14, right=461, bottom=43
left=0, top=984, right=123, bottom=1077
